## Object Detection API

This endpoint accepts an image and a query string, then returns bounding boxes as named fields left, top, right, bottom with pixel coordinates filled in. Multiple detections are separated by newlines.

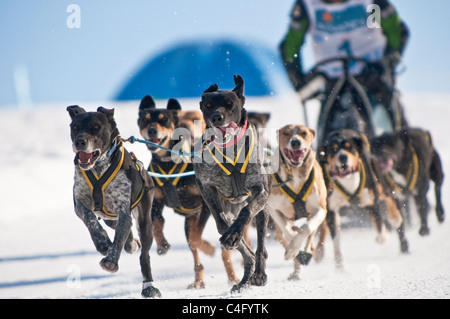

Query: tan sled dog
left=268, top=124, right=327, bottom=281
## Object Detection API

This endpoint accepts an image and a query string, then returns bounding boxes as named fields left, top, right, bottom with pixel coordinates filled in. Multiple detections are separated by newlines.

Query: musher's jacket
left=280, top=0, right=409, bottom=90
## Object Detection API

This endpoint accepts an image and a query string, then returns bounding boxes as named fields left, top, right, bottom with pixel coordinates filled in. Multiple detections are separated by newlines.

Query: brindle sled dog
left=67, top=105, right=161, bottom=298
left=194, top=75, right=271, bottom=293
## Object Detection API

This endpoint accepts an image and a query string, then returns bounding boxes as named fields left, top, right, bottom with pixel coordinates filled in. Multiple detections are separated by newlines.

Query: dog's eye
left=225, top=101, right=233, bottom=108
left=206, top=103, right=212, bottom=108
left=282, top=131, right=290, bottom=136
left=159, top=118, right=167, bottom=125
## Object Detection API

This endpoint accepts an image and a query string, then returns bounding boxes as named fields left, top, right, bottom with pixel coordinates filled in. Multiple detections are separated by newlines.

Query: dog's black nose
left=75, top=138, right=87, bottom=150
left=147, top=127, right=158, bottom=137
left=290, top=139, right=301, bottom=150
left=338, top=154, right=348, bottom=164
left=210, top=113, right=224, bottom=126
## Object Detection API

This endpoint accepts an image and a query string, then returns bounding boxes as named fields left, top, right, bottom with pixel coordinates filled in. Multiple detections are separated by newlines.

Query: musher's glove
left=382, top=51, right=401, bottom=72
left=284, top=61, right=305, bottom=91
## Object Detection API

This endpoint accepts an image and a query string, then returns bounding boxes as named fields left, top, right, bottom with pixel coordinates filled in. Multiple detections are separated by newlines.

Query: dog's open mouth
left=284, top=148, right=307, bottom=165
left=146, top=136, right=168, bottom=151
left=77, top=150, right=100, bottom=167
left=330, top=163, right=358, bottom=178
left=213, top=123, right=240, bottom=141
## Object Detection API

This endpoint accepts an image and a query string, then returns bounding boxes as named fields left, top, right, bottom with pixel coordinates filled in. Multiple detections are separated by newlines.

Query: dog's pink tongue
left=218, top=123, right=239, bottom=135
left=286, top=149, right=306, bottom=162
left=292, top=150, right=306, bottom=160
left=78, top=151, right=94, bottom=164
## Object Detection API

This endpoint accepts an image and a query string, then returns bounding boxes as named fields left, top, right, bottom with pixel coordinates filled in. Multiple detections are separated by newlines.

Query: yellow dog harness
left=80, top=143, right=145, bottom=220
left=204, top=122, right=256, bottom=201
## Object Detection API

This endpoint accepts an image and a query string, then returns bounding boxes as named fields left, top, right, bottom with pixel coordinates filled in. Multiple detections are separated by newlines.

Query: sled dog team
left=68, top=75, right=444, bottom=298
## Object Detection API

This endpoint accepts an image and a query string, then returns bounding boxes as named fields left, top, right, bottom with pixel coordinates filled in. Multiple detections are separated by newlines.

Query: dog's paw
left=375, top=234, right=387, bottom=245
left=287, top=272, right=301, bottom=281
left=295, top=251, right=313, bottom=266
left=99, top=258, right=119, bottom=273
left=220, top=231, right=242, bottom=250
left=141, top=286, right=162, bottom=298
left=187, top=280, right=206, bottom=290
left=230, top=282, right=249, bottom=294
left=419, top=226, right=430, bottom=236
left=400, top=239, right=409, bottom=254
left=124, top=238, right=141, bottom=254
left=250, top=272, right=267, bottom=286
left=437, top=208, right=445, bottom=223
left=157, top=241, right=171, bottom=255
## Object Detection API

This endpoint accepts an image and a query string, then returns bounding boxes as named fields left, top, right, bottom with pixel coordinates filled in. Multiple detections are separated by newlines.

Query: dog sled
left=298, top=56, right=401, bottom=147
left=298, top=57, right=404, bottom=229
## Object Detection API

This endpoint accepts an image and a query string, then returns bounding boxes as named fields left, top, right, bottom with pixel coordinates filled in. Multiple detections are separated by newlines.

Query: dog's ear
left=203, top=84, right=219, bottom=94
left=167, top=98, right=181, bottom=111
left=67, top=105, right=86, bottom=120
left=167, top=98, right=181, bottom=126
left=308, top=128, right=316, bottom=139
left=97, top=107, right=115, bottom=122
left=233, top=75, right=245, bottom=100
left=139, top=95, right=156, bottom=110
left=353, top=133, right=370, bottom=154
left=97, top=107, right=119, bottom=138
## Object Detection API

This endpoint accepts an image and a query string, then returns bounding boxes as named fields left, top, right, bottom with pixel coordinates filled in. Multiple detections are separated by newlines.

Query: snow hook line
left=121, top=136, right=201, bottom=157
left=121, top=136, right=274, bottom=179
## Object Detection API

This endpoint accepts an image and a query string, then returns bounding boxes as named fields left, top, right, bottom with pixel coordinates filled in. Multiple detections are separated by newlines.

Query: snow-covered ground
left=0, top=92, right=449, bottom=299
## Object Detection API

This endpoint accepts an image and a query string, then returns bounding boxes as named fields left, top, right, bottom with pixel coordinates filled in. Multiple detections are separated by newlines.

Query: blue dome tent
left=115, top=39, right=290, bottom=100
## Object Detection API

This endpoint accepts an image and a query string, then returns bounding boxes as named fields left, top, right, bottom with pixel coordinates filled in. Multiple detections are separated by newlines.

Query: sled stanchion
left=302, top=101, right=309, bottom=128
left=297, top=75, right=326, bottom=127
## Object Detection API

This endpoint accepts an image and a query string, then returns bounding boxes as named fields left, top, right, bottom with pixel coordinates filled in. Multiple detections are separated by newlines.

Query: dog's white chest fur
left=328, top=172, right=373, bottom=209
left=336, top=172, right=361, bottom=193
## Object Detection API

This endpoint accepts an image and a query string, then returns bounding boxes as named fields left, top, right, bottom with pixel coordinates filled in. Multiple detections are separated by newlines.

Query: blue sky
left=0, top=0, right=449, bottom=107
